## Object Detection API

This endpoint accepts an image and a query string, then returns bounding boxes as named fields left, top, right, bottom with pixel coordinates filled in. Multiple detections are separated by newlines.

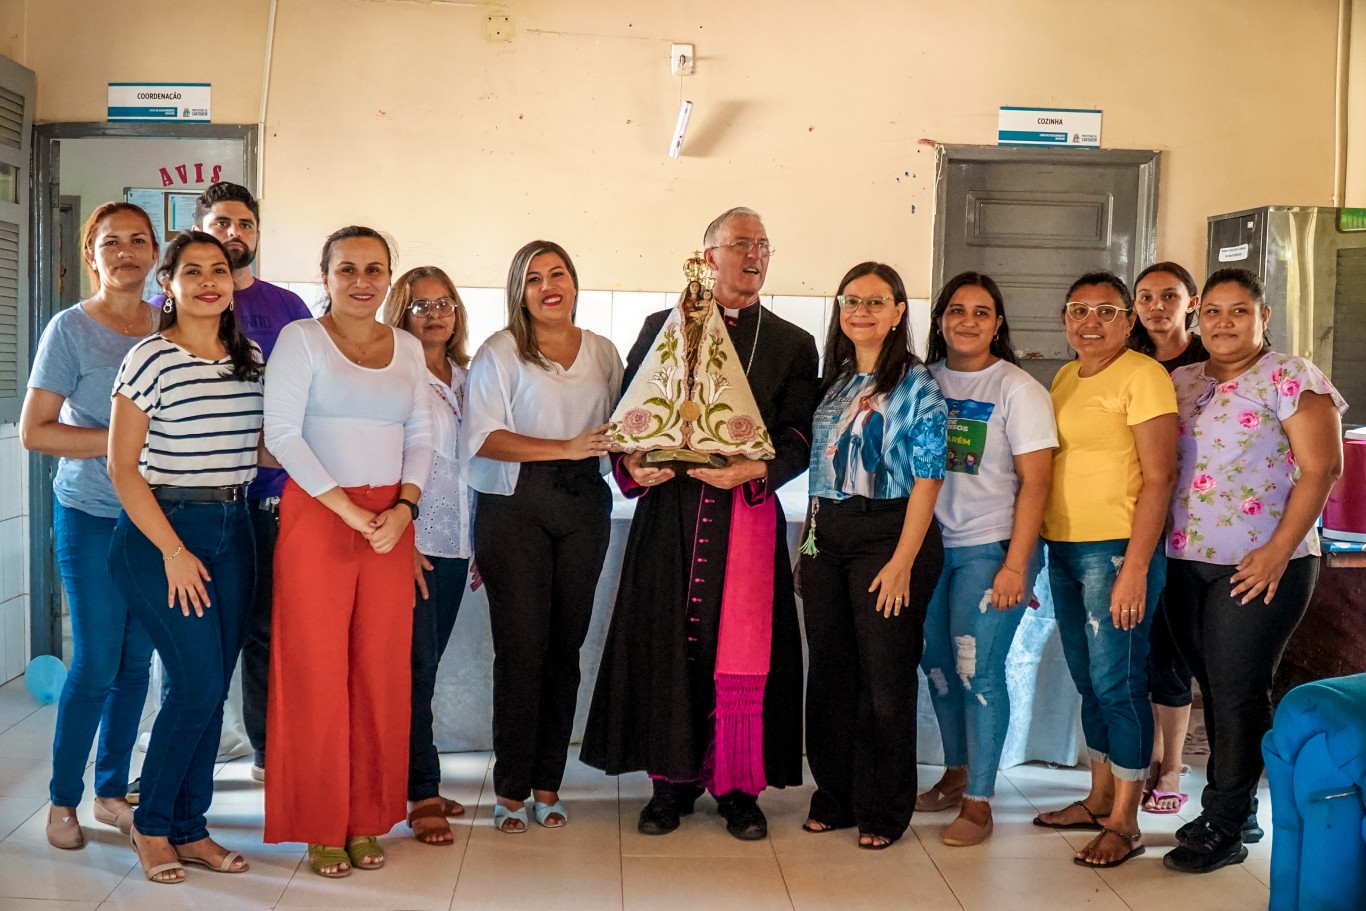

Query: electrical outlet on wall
left=671, top=44, right=695, bottom=76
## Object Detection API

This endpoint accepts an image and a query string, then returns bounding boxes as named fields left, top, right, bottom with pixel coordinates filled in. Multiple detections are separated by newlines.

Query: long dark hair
left=156, top=230, right=262, bottom=382
left=1127, top=261, right=1199, bottom=356
left=925, top=271, right=1018, bottom=366
left=820, top=261, right=917, bottom=398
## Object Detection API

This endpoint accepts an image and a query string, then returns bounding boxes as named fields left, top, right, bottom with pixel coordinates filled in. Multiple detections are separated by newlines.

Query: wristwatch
left=396, top=498, right=420, bottom=520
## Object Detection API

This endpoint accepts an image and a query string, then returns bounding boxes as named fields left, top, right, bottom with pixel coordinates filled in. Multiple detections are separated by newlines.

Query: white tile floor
left=0, top=676, right=1273, bottom=910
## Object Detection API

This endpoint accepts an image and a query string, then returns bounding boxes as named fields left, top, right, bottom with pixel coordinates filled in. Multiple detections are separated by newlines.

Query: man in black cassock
left=581, top=207, right=819, bottom=840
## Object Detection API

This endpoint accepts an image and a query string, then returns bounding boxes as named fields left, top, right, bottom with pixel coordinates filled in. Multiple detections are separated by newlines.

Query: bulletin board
left=124, top=187, right=200, bottom=297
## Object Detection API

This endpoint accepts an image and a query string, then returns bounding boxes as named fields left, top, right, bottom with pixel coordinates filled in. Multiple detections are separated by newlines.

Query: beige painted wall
left=5, top=0, right=1344, bottom=296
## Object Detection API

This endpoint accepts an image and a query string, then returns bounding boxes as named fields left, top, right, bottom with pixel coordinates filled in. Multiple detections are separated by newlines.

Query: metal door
left=933, top=146, right=1159, bottom=384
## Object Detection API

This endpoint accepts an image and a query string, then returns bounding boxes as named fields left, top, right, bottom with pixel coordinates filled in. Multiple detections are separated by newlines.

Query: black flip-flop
left=802, top=818, right=853, bottom=833
left=857, top=832, right=897, bottom=850
left=1033, top=799, right=1105, bottom=831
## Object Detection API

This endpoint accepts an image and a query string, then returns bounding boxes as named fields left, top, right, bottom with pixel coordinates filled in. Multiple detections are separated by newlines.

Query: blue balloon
left=25, top=655, right=67, bottom=704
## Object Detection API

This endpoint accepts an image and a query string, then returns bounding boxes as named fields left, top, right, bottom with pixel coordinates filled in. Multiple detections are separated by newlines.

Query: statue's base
left=643, top=449, right=727, bottom=470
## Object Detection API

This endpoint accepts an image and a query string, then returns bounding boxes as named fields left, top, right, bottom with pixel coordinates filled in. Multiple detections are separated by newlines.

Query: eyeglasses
left=1064, top=302, right=1131, bottom=323
left=836, top=295, right=892, bottom=314
left=409, top=297, right=457, bottom=317
left=712, top=239, right=775, bottom=257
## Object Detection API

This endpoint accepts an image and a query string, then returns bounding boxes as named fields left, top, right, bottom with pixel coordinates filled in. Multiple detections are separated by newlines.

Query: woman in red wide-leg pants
left=264, top=480, right=414, bottom=847
left=261, top=226, right=434, bottom=875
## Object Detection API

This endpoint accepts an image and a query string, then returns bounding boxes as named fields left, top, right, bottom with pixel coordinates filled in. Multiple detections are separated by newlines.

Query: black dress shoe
left=1164, top=817, right=1247, bottom=874
left=1241, top=812, right=1264, bottom=844
left=717, top=793, right=768, bottom=841
left=638, top=796, right=693, bottom=835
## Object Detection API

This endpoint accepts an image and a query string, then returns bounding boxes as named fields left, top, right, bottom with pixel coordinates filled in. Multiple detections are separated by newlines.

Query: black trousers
left=1147, top=590, right=1194, bottom=709
left=474, top=460, right=611, bottom=801
left=798, top=496, right=943, bottom=839
left=241, top=500, right=279, bottom=761
left=408, top=555, right=470, bottom=801
left=1164, top=555, right=1319, bottom=834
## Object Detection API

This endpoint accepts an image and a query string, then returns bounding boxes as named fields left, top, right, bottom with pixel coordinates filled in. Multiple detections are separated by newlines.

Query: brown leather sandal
left=408, top=801, right=454, bottom=845
left=1073, top=827, right=1145, bottom=868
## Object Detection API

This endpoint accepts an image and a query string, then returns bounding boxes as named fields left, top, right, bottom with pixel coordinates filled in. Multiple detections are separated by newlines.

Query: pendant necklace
left=105, top=302, right=151, bottom=336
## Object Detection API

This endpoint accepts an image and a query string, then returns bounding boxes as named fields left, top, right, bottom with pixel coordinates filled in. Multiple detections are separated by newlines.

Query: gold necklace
left=329, top=318, right=384, bottom=365
left=99, top=301, right=151, bottom=336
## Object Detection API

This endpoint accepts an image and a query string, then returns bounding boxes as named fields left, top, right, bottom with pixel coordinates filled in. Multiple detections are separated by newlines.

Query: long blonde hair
left=381, top=266, right=470, bottom=368
left=506, top=240, right=579, bottom=369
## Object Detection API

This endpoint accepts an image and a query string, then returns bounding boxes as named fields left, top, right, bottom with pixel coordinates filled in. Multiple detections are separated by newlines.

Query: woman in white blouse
left=262, top=226, right=433, bottom=877
left=463, top=240, right=623, bottom=833
left=380, top=266, right=472, bottom=846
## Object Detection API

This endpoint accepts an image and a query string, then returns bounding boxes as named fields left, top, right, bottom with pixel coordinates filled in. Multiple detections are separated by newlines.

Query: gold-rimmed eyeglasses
left=409, top=297, right=458, bottom=317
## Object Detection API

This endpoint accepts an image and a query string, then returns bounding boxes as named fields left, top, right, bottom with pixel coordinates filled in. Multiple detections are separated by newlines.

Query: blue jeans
left=921, top=539, right=1043, bottom=800
left=50, top=501, right=155, bottom=808
left=1046, top=538, right=1164, bottom=779
left=409, top=555, right=470, bottom=801
left=109, top=500, right=253, bottom=843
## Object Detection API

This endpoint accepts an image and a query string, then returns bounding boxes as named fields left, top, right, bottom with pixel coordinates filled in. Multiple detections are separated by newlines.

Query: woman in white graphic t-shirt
left=917, top=272, right=1057, bottom=847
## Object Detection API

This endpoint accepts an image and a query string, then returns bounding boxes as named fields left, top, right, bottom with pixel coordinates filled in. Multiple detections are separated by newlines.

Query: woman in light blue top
left=798, top=261, right=946, bottom=850
left=20, top=202, right=160, bottom=850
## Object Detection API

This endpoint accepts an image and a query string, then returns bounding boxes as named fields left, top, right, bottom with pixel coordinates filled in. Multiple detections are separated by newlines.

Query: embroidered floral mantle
left=607, top=294, right=774, bottom=460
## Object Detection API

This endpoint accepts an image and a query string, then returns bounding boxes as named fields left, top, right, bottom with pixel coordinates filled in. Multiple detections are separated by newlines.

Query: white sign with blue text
left=108, top=83, right=211, bottom=123
left=998, top=107, right=1101, bottom=148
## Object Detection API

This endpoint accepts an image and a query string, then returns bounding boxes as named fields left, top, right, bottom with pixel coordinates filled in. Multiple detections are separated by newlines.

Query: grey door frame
left=28, top=122, right=257, bottom=658
left=931, top=145, right=1161, bottom=293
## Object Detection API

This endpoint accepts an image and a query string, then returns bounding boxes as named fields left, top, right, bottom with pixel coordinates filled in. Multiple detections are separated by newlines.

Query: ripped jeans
left=1046, top=538, right=1164, bottom=779
left=921, top=539, right=1043, bottom=800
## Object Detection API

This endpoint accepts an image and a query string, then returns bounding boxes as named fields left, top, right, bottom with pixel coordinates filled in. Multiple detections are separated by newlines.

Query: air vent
left=0, top=86, right=22, bottom=150
left=0, top=222, right=17, bottom=398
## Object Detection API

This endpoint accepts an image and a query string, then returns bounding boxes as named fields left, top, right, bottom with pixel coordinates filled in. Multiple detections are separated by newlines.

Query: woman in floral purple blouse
left=1163, top=267, right=1345, bottom=875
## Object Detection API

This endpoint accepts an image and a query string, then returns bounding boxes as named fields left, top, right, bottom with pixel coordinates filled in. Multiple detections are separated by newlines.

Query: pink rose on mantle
left=1169, top=530, right=1188, bottom=552
left=1191, top=474, right=1216, bottom=492
left=1218, top=380, right=1240, bottom=394
left=621, top=407, right=652, bottom=436
left=1237, top=411, right=1261, bottom=430
left=726, top=415, right=757, bottom=442
left=1271, top=367, right=1285, bottom=385
left=1280, top=378, right=1302, bottom=398
left=1240, top=496, right=1264, bottom=516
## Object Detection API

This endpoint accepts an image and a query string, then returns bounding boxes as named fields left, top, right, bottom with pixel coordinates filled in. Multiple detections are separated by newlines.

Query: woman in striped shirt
left=107, top=231, right=264, bottom=884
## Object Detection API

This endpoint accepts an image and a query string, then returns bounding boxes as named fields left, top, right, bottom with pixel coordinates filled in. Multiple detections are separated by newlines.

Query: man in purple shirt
left=150, top=182, right=312, bottom=782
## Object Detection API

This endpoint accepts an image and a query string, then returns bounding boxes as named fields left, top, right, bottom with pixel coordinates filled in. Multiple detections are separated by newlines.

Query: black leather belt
left=152, top=485, right=247, bottom=504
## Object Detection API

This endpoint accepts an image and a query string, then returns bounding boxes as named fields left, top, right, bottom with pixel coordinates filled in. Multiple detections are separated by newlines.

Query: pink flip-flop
left=1142, top=790, right=1188, bottom=814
